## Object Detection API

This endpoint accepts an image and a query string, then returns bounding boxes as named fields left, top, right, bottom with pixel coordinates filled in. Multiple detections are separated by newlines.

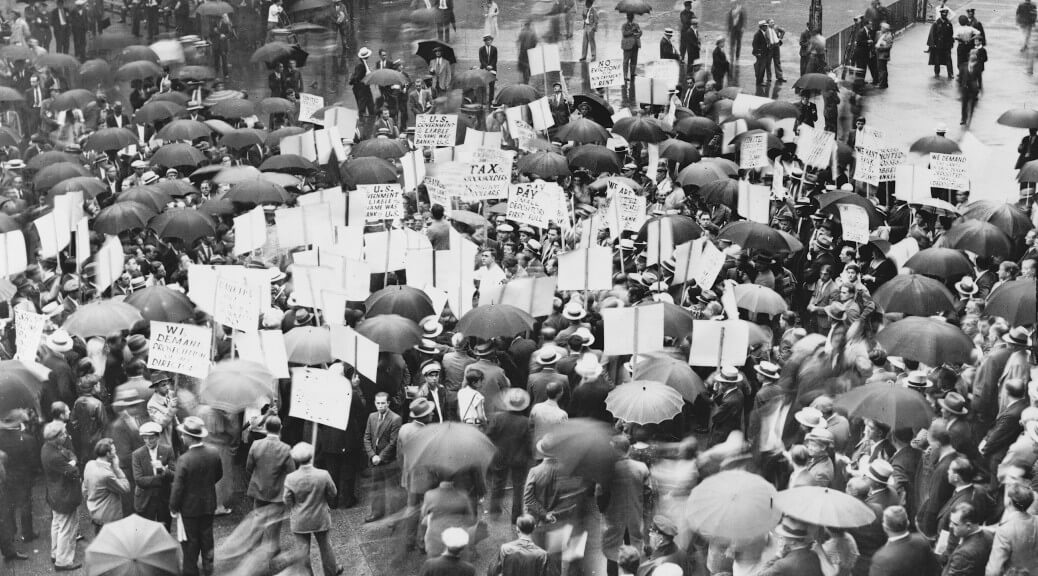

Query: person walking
left=69, top=375, right=107, bottom=471
left=170, top=416, right=223, bottom=576
left=579, top=0, right=598, bottom=61
left=245, top=416, right=295, bottom=557
left=601, top=435, right=651, bottom=576
left=399, top=398, right=436, bottom=551
left=131, top=422, right=175, bottom=527
left=485, top=389, right=532, bottom=524
left=351, top=48, right=376, bottom=117
left=41, top=421, right=81, bottom=572
left=959, top=51, right=981, bottom=127
left=283, top=442, right=343, bottom=576
left=620, top=13, right=642, bottom=84
left=487, top=515, right=551, bottom=576
left=82, top=438, right=130, bottom=535
left=752, top=20, right=771, bottom=85
left=727, top=0, right=744, bottom=62
left=363, top=391, right=402, bottom=523
left=0, top=413, right=38, bottom=546
left=1018, top=0, right=1036, bottom=51
left=928, top=7, right=955, bottom=78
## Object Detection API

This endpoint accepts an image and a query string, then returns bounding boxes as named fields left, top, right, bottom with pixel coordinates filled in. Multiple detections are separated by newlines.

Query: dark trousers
left=354, top=88, right=376, bottom=116
left=293, top=531, right=338, bottom=576
left=181, top=514, right=215, bottom=576
left=121, top=466, right=135, bottom=517
left=132, top=6, right=142, bottom=35
left=55, top=30, right=70, bottom=53
left=769, top=47, right=784, bottom=80
left=3, top=478, right=34, bottom=540
left=729, top=28, right=742, bottom=61
left=137, top=498, right=172, bottom=530
left=72, top=28, right=87, bottom=58
left=0, top=493, right=19, bottom=558
left=489, top=463, right=529, bottom=524
left=754, top=55, right=768, bottom=84
left=961, top=92, right=978, bottom=125
left=622, top=49, right=638, bottom=81
left=877, top=58, right=889, bottom=87
left=315, top=453, right=358, bottom=506
left=214, top=50, right=230, bottom=77
left=368, top=462, right=399, bottom=518
left=254, top=499, right=284, bottom=555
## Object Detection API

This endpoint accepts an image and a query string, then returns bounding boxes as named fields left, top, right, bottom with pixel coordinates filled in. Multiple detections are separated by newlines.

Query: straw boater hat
left=139, top=422, right=163, bottom=436
left=774, top=516, right=813, bottom=540
left=954, top=276, right=979, bottom=297
left=420, top=316, right=443, bottom=339
left=754, top=361, right=781, bottom=381
left=904, top=370, right=932, bottom=390
left=714, top=366, right=743, bottom=384
left=473, top=341, right=496, bottom=357
left=574, top=353, right=603, bottom=379
left=794, top=407, right=826, bottom=429
left=420, top=360, right=441, bottom=376
left=864, top=459, right=893, bottom=485
left=536, top=348, right=559, bottom=365
left=804, top=427, right=834, bottom=446
left=112, top=387, right=146, bottom=408
left=562, top=302, right=587, bottom=321
left=45, top=329, right=73, bottom=353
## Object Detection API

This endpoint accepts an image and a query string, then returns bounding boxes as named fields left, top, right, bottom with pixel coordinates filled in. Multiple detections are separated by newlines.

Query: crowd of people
left=0, top=0, right=1034, bottom=574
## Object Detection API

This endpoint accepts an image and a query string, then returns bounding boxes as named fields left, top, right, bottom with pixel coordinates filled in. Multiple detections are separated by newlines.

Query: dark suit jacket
left=869, top=533, right=940, bottom=576
left=937, top=485, right=993, bottom=536
left=131, top=443, right=176, bottom=515
left=942, top=529, right=992, bottom=576
left=170, top=444, right=223, bottom=517
left=479, top=45, right=498, bottom=71
left=418, top=554, right=476, bottom=576
left=759, top=547, right=826, bottom=576
left=752, top=29, right=770, bottom=58
left=548, top=94, right=570, bottom=127
left=660, top=36, right=678, bottom=60
left=41, top=439, right=81, bottom=514
left=49, top=7, right=70, bottom=33
left=946, top=418, right=980, bottom=467
left=866, top=486, right=901, bottom=512
left=485, top=411, right=532, bottom=468
left=916, top=450, right=957, bottom=538
left=363, top=410, right=402, bottom=463
left=890, top=445, right=922, bottom=514
left=245, top=435, right=296, bottom=503
left=488, top=537, right=550, bottom=576
left=105, top=113, right=131, bottom=128
left=637, top=543, right=689, bottom=576
left=982, top=399, right=1026, bottom=460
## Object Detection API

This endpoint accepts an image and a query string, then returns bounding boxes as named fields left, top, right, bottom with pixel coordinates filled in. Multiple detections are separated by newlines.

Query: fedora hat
left=954, top=276, right=978, bottom=296
left=562, top=302, right=587, bottom=321
left=754, top=361, right=781, bottom=381
left=805, top=427, right=834, bottom=446
left=794, top=407, right=826, bottom=429
left=1003, top=326, right=1030, bottom=347
left=112, top=387, right=146, bottom=407
left=177, top=416, right=209, bottom=439
left=938, top=392, right=968, bottom=416
left=473, top=341, right=496, bottom=357
left=864, top=459, right=893, bottom=485
left=45, top=329, right=73, bottom=353
left=904, top=370, right=932, bottom=389
left=774, top=516, right=812, bottom=540
left=501, top=388, right=531, bottom=412
left=409, top=397, right=435, bottom=419
left=358, top=47, right=372, bottom=59
left=714, top=366, right=743, bottom=384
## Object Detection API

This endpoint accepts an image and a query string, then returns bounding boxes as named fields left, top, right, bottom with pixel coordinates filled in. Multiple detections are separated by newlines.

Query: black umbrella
left=494, top=84, right=540, bottom=107
left=416, top=40, right=457, bottom=64
left=573, top=94, right=613, bottom=128
left=567, top=144, right=621, bottom=174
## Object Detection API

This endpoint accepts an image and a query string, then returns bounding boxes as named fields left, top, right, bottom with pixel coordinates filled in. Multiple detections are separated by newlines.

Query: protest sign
left=634, top=76, right=671, bottom=106
left=329, top=324, right=379, bottom=381
left=601, top=304, right=665, bottom=356
left=838, top=204, right=870, bottom=243
left=34, top=211, right=71, bottom=258
left=878, top=148, right=903, bottom=182
left=477, top=276, right=557, bottom=317
left=888, top=236, right=921, bottom=270
left=401, top=150, right=427, bottom=192
left=188, top=265, right=271, bottom=314
left=929, top=152, right=970, bottom=191
left=589, top=58, right=624, bottom=88
left=0, top=230, right=26, bottom=278
left=415, top=114, right=458, bottom=147
left=689, top=320, right=749, bottom=367
left=213, top=277, right=261, bottom=331
left=855, top=126, right=885, bottom=151
left=233, top=206, right=267, bottom=256
left=462, top=160, right=512, bottom=201
left=607, top=180, right=645, bottom=239
left=640, top=60, right=681, bottom=93
left=289, top=367, right=353, bottom=430
left=527, top=44, right=562, bottom=76
left=357, top=183, right=405, bottom=221
left=93, top=235, right=122, bottom=294
left=529, top=97, right=555, bottom=132
left=506, top=182, right=549, bottom=228
left=463, top=128, right=503, bottom=149
left=297, top=93, right=325, bottom=125
left=424, top=177, right=453, bottom=215
left=14, top=308, right=45, bottom=363
left=147, top=321, right=212, bottom=378
left=645, top=216, right=674, bottom=265
left=290, top=264, right=341, bottom=309
left=854, top=146, right=882, bottom=186
left=737, top=180, right=770, bottom=223
left=557, top=246, right=613, bottom=291
left=795, top=125, right=836, bottom=168
left=324, top=106, right=358, bottom=138
left=673, top=237, right=726, bottom=292
left=234, top=329, right=290, bottom=378
left=362, top=229, right=409, bottom=273
left=894, top=164, right=932, bottom=202
left=739, top=132, right=769, bottom=169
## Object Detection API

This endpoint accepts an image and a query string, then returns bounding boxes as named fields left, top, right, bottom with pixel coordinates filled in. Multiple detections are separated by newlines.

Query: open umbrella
left=717, top=221, right=804, bottom=254
left=118, top=45, right=161, bottom=64
left=51, top=88, right=96, bottom=111
left=363, top=68, right=409, bottom=87
left=755, top=100, right=800, bottom=119
left=615, top=0, right=651, bottom=13
left=517, top=151, right=570, bottom=178
left=674, top=116, right=720, bottom=141
left=403, top=422, right=497, bottom=476
left=222, top=128, right=267, bottom=150
left=289, top=0, right=331, bottom=11
left=792, top=73, right=837, bottom=93
left=155, top=179, right=199, bottom=198
left=941, top=220, right=1013, bottom=259
left=911, top=197, right=960, bottom=217
left=634, top=301, right=693, bottom=341
left=0, top=360, right=42, bottom=416
left=733, top=283, right=788, bottom=315
left=910, top=135, right=961, bottom=155
left=93, top=201, right=158, bottom=234
left=997, top=108, right=1038, bottom=129
left=1019, top=160, right=1038, bottom=183
left=0, top=45, right=33, bottom=61
left=116, top=60, right=164, bottom=81
left=415, top=40, right=457, bottom=63
left=0, top=86, right=23, bottom=103
left=152, top=143, right=207, bottom=168
left=817, top=190, right=885, bottom=228
left=83, top=127, right=139, bottom=152
left=149, top=208, right=217, bottom=244
left=875, top=316, right=974, bottom=366
left=676, top=162, right=728, bottom=188
left=34, top=163, right=91, bottom=191
left=260, top=154, right=317, bottom=173
left=686, top=470, right=781, bottom=543
left=961, top=201, right=1034, bottom=238
left=351, top=137, right=409, bottom=160
left=456, top=304, right=536, bottom=339
left=632, top=353, right=706, bottom=402
left=775, top=486, right=876, bottom=528
left=557, top=117, right=610, bottom=144
left=195, top=0, right=236, bottom=16
left=251, top=42, right=296, bottom=64
left=542, top=418, right=619, bottom=483
left=0, top=127, right=19, bottom=148
left=63, top=301, right=144, bottom=339
left=259, top=97, right=296, bottom=115
left=211, top=99, right=257, bottom=120
left=658, top=138, right=701, bottom=168
left=203, top=360, right=276, bottom=411
left=356, top=314, right=422, bottom=353
left=149, top=91, right=191, bottom=106
left=27, top=150, right=78, bottom=171
left=985, top=279, right=1037, bottom=326
left=225, top=180, right=291, bottom=204
left=284, top=326, right=334, bottom=365
left=35, top=52, right=80, bottom=73
left=117, top=185, right=174, bottom=211
left=50, top=177, right=108, bottom=199
left=267, top=126, right=307, bottom=147
left=135, top=101, right=185, bottom=125
left=636, top=215, right=703, bottom=246
left=450, top=210, right=490, bottom=228
left=567, top=144, right=621, bottom=174
left=364, top=285, right=436, bottom=323
left=903, top=248, right=972, bottom=279
left=702, top=157, right=740, bottom=176
left=606, top=381, right=683, bottom=424
left=86, top=514, right=180, bottom=576
left=210, top=165, right=263, bottom=185
left=341, top=157, right=398, bottom=188
left=873, top=273, right=955, bottom=316
left=124, top=286, right=196, bottom=323
left=494, top=84, right=540, bottom=107
left=573, top=94, right=614, bottom=127
left=175, top=65, right=217, bottom=81
left=453, top=69, right=495, bottom=90
left=835, top=380, right=934, bottom=429
left=699, top=178, right=737, bottom=207
left=613, top=116, right=667, bottom=143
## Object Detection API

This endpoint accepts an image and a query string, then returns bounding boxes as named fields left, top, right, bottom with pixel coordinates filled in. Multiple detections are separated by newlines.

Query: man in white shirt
left=267, top=0, right=284, bottom=40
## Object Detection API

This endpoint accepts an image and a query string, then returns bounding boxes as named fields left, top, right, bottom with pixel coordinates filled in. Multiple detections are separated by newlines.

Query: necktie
left=34, top=88, right=41, bottom=106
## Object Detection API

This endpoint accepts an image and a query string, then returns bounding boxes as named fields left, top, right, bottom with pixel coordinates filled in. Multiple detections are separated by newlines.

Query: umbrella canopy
left=941, top=220, right=1013, bottom=259
left=155, top=179, right=199, bottom=198
left=909, top=135, right=961, bottom=155
left=0, top=86, right=23, bottom=103
left=573, top=94, right=614, bottom=127
left=0, top=360, right=42, bottom=416
left=456, top=304, right=536, bottom=340
left=701, top=157, right=740, bottom=176
left=557, top=118, right=610, bottom=144
left=606, top=381, right=683, bottom=424
left=615, top=0, right=651, bottom=13
left=634, top=301, right=693, bottom=341
left=415, top=40, right=457, bottom=63
left=836, top=380, right=935, bottom=429
left=997, top=108, right=1038, bottom=129
left=1019, top=160, right=1038, bottom=183
left=118, top=45, right=160, bottom=64
left=911, top=197, right=961, bottom=218
left=157, top=119, right=211, bottom=141
left=676, top=162, right=728, bottom=188
left=135, top=101, right=185, bottom=125
left=453, top=68, right=495, bottom=90
left=123, top=286, right=196, bottom=323
left=775, top=486, right=877, bottom=528
left=903, top=247, right=972, bottom=279
left=284, top=326, right=334, bottom=365
left=152, top=143, right=207, bottom=168
left=566, top=144, right=621, bottom=174
left=351, top=137, right=409, bottom=160
left=63, top=301, right=144, bottom=339
left=260, top=154, right=317, bottom=173
left=755, top=100, right=800, bottom=119
left=356, top=314, right=422, bottom=353
left=211, top=98, right=258, bottom=120
left=636, top=215, right=703, bottom=246
left=792, top=73, right=837, bottom=92
left=149, top=208, right=218, bottom=244
left=717, top=221, right=804, bottom=254
left=363, top=68, right=409, bottom=87
left=613, top=116, right=667, bottom=143
left=961, top=200, right=1034, bottom=238
left=450, top=210, right=490, bottom=228
left=251, top=42, right=296, bottom=64
left=0, top=127, right=19, bottom=148
left=83, top=127, right=139, bottom=152
left=27, top=150, right=79, bottom=171
left=817, top=190, right=885, bottom=228
left=517, top=151, right=570, bottom=178
left=117, top=185, right=174, bottom=211
left=203, top=360, right=276, bottom=411
left=50, top=177, right=108, bottom=199
left=225, top=180, right=292, bottom=204
left=674, top=116, right=720, bottom=141
left=632, top=353, right=706, bottom=402
left=149, top=91, right=191, bottom=106
left=0, top=45, right=32, bottom=62
left=267, top=126, right=307, bottom=147
left=86, top=514, right=180, bottom=576
left=259, top=97, right=296, bottom=115
left=116, top=60, right=164, bottom=81
left=542, top=418, right=619, bottom=483
left=985, top=279, right=1037, bottom=326
left=210, top=165, right=263, bottom=184
left=197, top=199, right=236, bottom=216
left=222, top=128, right=267, bottom=150
left=699, top=178, right=738, bottom=207
left=686, top=470, right=781, bottom=542
left=34, top=162, right=90, bottom=191
left=341, top=157, right=398, bottom=188
left=494, top=84, right=540, bottom=107
left=873, top=273, right=956, bottom=316
left=876, top=316, right=974, bottom=366
left=364, top=285, right=436, bottom=323
left=733, top=283, right=788, bottom=315
left=36, top=52, right=80, bottom=72
left=195, top=0, right=236, bottom=15
left=658, top=138, right=701, bottom=168
left=51, top=88, right=96, bottom=111
left=403, top=422, right=497, bottom=477
left=93, top=201, right=158, bottom=234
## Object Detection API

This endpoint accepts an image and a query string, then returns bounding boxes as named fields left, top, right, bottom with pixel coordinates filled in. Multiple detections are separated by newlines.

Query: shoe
left=56, top=563, right=82, bottom=572
left=214, top=506, right=233, bottom=516
left=363, top=514, right=382, bottom=523
left=579, top=57, right=586, bottom=61
left=3, top=552, right=28, bottom=561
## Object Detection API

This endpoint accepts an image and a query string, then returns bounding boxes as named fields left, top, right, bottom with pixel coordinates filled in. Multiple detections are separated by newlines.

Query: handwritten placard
left=462, top=160, right=512, bottom=201
left=424, top=177, right=453, bottom=215
left=838, top=204, right=870, bottom=243
left=689, top=320, right=750, bottom=367
left=506, top=182, right=548, bottom=228
left=147, top=321, right=212, bottom=378
left=589, top=58, right=624, bottom=88
left=607, top=180, right=645, bottom=238
left=297, top=93, right=325, bottom=125
left=855, top=146, right=882, bottom=186
left=673, top=237, right=725, bottom=290
left=415, top=114, right=458, bottom=147
left=213, top=277, right=261, bottom=332
left=357, top=183, right=405, bottom=221
left=289, top=367, right=353, bottom=430
left=878, top=148, right=904, bottom=182
left=740, top=133, right=769, bottom=169
left=929, top=152, right=969, bottom=191
left=14, top=308, right=46, bottom=363
left=795, top=125, right=836, bottom=168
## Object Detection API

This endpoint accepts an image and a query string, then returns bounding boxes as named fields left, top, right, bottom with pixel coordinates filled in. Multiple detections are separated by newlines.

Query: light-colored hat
left=715, top=366, right=742, bottom=384
left=177, top=416, right=209, bottom=438
left=536, top=434, right=557, bottom=458
left=774, top=516, right=812, bottom=540
left=358, top=47, right=372, bottom=59
left=441, top=527, right=469, bottom=549
left=421, top=360, right=442, bottom=376
left=536, top=348, right=559, bottom=365
left=905, top=370, right=932, bottom=389
left=501, top=388, right=531, bottom=412
left=42, top=301, right=62, bottom=317
left=664, top=27, right=674, bottom=35
left=3, top=159, right=25, bottom=170
left=420, top=316, right=443, bottom=338
left=653, top=564, right=683, bottom=576
left=409, top=397, right=435, bottom=419
left=562, top=302, right=587, bottom=321
left=46, top=329, right=73, bottom=353
left=805, top=427, right=834, bottom=446
left=43, top=421, right=66, bottom=440
left=1003, top=326, right=1030, bottom=347
left=131, top=159, right=149, bottom=169
left=574, top=352, right=603, bottom=379
left=954, top=276, right=978, bottom=296
left=754, top=361, right=781, bottom=381
left=864, top=459, right=893, bottom=484
left=262, top=308, right=284, bottom=329
left=938, top=392, right=968, bottom=416
left=142, top=171, right=159, bottom=185
left=139, top=421, right=163, bottom=436
left=112, top=387, right=146, bottom=407
left=794, top=407, right=825, bottom=428
left=472, top=341, right=496, bottom=357
left=573, top=326, right=595, bottom=346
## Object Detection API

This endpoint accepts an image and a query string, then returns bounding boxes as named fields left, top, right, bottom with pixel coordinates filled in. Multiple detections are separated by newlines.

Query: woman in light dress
left=484, top=0, right=499, bottom=38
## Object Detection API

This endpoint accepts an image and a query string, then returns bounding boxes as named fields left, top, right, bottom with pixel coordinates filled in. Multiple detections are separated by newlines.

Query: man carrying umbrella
left=620, top=12, right=642, bottom=85
left=429, top=46, right=453, bottom=98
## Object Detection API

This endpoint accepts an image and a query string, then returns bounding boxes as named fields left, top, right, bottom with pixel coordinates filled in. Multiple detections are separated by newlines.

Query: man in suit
left=752, top=20, right=772, bottom=85
left=679, top=0, right=695, bottom=60
left=488, top=514, right=550, bottom=576
left=69, top=0, right=89, bottom=59
left=889, top=428, right=922, bottom=516
left=766, top=18, right=786, bottom=82
left=944, top=503, right=992, bottom=576
left=709, top=367, right=745, bottom=446
left=660, top=28, right=679, bottom=60
left=1016, top=128, right=1038, bottom=169
left=870, top=506, right=940, bottom=576
left=986, top=483, right=1038, bottom=576
left=170, top=417, right=223, bottom=576
left=915, top=420, right=959, bottom=539
left=864, top=459, right=901, bottom=511
left=41, top=421, right=81, bottom=571
left=580, top=0, right=598, bottom=61
left=363, top=391, right=402, bottom=522
left=105, top=102, right=131, bottom=128
left=548, top=82, right=570, bottom=129
left=245, top=416, right=295, bottom=556
left=398, top=398, right=435, bottom=551
left=485, top=389, right=532, bottom=524
left=757, top=517, right=824, bottom=576
left=936, top=458, right=994, bottom=555
left=50, top=0, right=71, bottom=54
left=350, top=48, right=376, bottom=117
left=26, top=75, right=45, bottom=136
left=283, top=442, right=341, bottom=576
left=601, top=436, right=651, bottom=575
left=131, top=421, right=175, bottom=528
left=419, top=527, right=476, bottom=576
left=0, top=414, right=38, bottom=546
left=479, top=35, right=498, bottom=103
left=620, top=12, right=642, bottom=83
left=429, top=47, right=453, bottom=98
left=939, top=393, right=981, bottom=466
left=980, top=378, right=1027, bottom=474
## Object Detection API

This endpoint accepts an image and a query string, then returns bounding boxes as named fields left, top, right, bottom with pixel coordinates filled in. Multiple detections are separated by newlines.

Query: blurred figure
left=245, top=416, right=295, bottom=557
left=487, top=514, right=551, bottom=576
left=131, top=422, right=175, bottom=528
left=41, top=421, right=81, bottom=571
left=419, top=527, right=476, bottom=575
left=283, top=442, right=342, bottom=576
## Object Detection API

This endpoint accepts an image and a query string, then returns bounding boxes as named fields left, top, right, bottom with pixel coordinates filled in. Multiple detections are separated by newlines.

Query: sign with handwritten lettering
left=415, top=114, right=458, bottom=147
left=147, top=321, right=212, bottom=378
left=589, top=59, right=624, bottom=88
left=357, top=183, right=405, bottom=221
left=929, top=152, right=969, bottom=191
left=506, top=182, right=548, bottom=228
